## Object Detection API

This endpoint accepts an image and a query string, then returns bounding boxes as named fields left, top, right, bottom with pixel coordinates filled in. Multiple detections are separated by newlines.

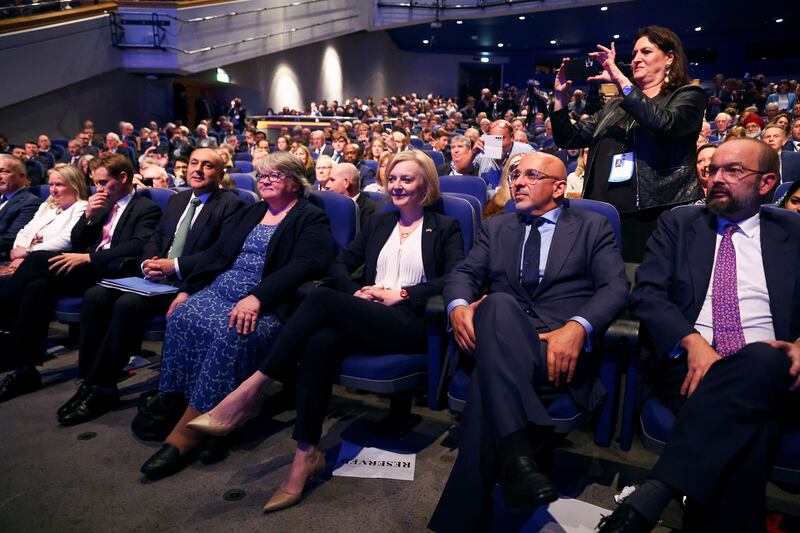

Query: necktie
left=96, top=203, right=120, bottom=251
left=711, top=224, right=746, bottom=356
left=520, top=218, right=543, bottom=296
left=0, top=195, right=6, bottom=205
left=168, top=197, right=201, bottom=259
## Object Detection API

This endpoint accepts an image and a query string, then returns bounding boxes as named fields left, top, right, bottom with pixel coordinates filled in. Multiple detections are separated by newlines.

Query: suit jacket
left=180, top=197, right=335, bottom=321
left=0, top=188, right=43, bottom=256
left=782, top=139, right=799, bottom=153
left=631, top=205, right=800, bottom=357
left=331, top=210, right=464, bottom=312
left=354, top=193, right=378, bottom=233
left=70, top=193, right=161, bottom=277
left=356, top=161, right=376, bottom=188
left=781, top=151, right=800, bottom=182
left=138, top=188, right=244, bottom=275
left=445, top=205, right=629, bottom=335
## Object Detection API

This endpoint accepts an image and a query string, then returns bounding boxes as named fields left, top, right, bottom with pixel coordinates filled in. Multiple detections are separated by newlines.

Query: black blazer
left=180, top=197, right=336, bottom=321
left=631, top=205, right=800, bottom=357
left=70, top=193, right=161, bottom=277
left=355, top=193, right=379, bottom=232
left=139, top=188, right=244, bottom=274
left=0, top=188, right=42, bottom=256
left=444, top=206, right=629, bottom=336
left=330, top=209, right=464, bottom=311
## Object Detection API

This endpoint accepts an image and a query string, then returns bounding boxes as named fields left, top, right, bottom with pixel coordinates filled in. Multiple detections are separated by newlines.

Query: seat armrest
left=424, top=294, right=445, bottom=319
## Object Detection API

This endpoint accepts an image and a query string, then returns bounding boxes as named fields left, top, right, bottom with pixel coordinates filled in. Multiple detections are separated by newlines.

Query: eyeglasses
left=508, top=168, right=561, bottom=184
left=256, top=172, right=286, bottom=183
left=707, top=163, right=767, bottom=180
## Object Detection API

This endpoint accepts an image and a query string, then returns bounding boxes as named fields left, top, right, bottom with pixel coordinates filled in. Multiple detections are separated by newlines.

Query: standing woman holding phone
left=551, top=25, right=706, bottom=262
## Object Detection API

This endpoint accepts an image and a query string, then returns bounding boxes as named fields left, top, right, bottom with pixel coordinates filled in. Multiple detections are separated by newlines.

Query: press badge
left=608, top=152, right=635, bottom=183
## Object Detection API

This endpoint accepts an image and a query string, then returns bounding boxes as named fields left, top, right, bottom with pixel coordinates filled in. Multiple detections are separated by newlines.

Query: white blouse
left=13, top=200, right=88, bottom=252
left=374, top=222, right=426, bottom=290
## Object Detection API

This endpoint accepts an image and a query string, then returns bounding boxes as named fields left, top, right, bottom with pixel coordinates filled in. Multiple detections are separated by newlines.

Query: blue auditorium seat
left=136, top=187, right=176, bottom=212
left=233, top=152, right=253, bottom=162
left=29, top=184, right=51, bottom=201
left=443, top=192, right=480, bottom=242
left=52, top=139, right=69, bottom=148
left=423, top=150, right=445, bottom=168
left=236, top=161, right=254, bottom=173
left=421, top=143, right=432, bottom=151
left=773, top=181, right=793, bottom=203
left=25, top=160, right=45, bottom=185
left=230, top=173, right=257, bottom=192
left=567, top=160, right=578, bottom=175
left=361, top=159, right=378, bottom=173
left=568, top=198, right=622, bottom=247
left=439, top=175, right=488, bottom=208
left=362, top=191, right=384, bottom=203
left=410, top=138, right=424, bottom=148
left=308, top=190, right=357, bottom=250
left=38, top=151, right=55, bottom=169
left=234, top=189, right=259, bottom=205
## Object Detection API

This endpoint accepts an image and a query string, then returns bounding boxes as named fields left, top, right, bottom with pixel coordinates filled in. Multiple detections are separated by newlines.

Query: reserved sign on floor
left=332, top=441, right=416, bottom=481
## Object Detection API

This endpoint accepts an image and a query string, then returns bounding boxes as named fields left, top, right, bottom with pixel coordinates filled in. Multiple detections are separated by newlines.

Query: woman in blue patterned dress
left=139, top=152, right=335, bottom=480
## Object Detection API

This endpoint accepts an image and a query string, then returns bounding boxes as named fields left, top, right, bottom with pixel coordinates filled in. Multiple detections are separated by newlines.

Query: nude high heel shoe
left=262, top=451, right=326, bottom=513
left=186, top=413, right=234, bottom=437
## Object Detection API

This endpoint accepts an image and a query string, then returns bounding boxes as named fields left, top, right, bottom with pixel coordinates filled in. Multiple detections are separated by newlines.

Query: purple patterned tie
left=711, top=224, right=746, bottom=356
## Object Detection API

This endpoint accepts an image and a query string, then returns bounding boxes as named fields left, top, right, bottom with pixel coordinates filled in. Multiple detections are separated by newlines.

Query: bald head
left=509, top=152, right=567, bottom=215
left=186, top=148, right=225, bottom=193
left=325, top=162, right=360, bottom=197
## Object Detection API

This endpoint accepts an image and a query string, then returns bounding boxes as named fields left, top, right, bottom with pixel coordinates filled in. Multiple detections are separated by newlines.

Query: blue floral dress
left=159, top=224, right=283, bottom=412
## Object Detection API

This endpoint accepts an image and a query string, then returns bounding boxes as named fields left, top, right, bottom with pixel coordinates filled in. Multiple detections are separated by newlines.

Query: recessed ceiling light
left=481, top=51, right=489, bottom=56
left=550, top=39, right=557, bottom=45
left=518, top=16, right=526, bottom=20
left=761, top=56, right=767, bottom=60
left=613, top=34, right=620, bottom=39
left=694, top=26, right=702, bottom=31
left=775, top=18, right=783, bottom=23
left=497, top=43, right=504, bottom=47
left=456, top=20, right=463, bottom=24
left=471, top=35, right=478, bottom=40
left=480, top=57, right=489, bottom=63
left=422, top=39, right=429, bottom=44
left=600, top=6, right=608, bottom=11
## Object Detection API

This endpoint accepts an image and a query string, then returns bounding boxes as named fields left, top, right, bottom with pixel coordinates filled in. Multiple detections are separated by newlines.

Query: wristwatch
left=400, top=289, right=410, bottom=300
left=622, top=85, right=635, bottom=96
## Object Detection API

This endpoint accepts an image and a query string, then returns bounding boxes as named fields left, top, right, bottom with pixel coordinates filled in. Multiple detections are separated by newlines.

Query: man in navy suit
left=0, top=154, right=161, bottom=403
left=0, top=154, right=41, bottom=259
left=762, top=124, right=800, bottom=182
left=57, top=148, right=244, bottom=426
left=598, top=138, right=800, bottom=532
left=429, top=152, right=629, bottom=532
left=783, top=117, right=800, bottom=153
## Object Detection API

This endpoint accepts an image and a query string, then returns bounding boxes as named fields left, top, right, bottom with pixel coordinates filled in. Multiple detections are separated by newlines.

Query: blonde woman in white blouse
left=187, top=150, right=465, bottom=513
left=5, top=165, right=88, bottom=274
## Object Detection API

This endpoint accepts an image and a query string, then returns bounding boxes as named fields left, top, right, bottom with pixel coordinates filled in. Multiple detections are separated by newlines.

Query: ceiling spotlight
left=497, top=43, right=504, bottom=47
left=550, top=39, right=557, bottom=45
left=694, top=26, right=702, bottom=31
left=613, top=34, right=620, bottom=39
left=775, top=18, right=783, bottom=23
left=422, top=39, right=429, bottom=44
left=600, top=6, right=608, bottom=11
left=480, top=57, right=489, bottom=63
left=518, top=16, right=526, bottom=20
left=456, top=20, right=463, bottom=24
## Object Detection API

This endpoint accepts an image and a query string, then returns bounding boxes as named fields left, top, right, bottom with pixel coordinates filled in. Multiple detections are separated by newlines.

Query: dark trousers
left=651, top=342, right=800, bottom=532
left=0, top=251, right=98, bottom=368
left=259, top=287, right=427, bottom=446
left=429, top=293, right=571, bottom=533
left=79, top=285, right=174, bottom=387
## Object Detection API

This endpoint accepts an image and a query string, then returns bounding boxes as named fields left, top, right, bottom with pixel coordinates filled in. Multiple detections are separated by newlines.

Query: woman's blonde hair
left=376, top=151, right=393, bottom=188
left=291, top=143, right=314, bottom=170
left=47, top=164, right=88, bottom=207
left=383, top=149, right=440, bottom=206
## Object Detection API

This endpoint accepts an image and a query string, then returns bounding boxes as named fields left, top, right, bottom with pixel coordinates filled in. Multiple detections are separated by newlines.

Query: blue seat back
left=361, top=159, right=378, bottom=173
left=29, top=184, right=52, bottom=201
left=236, top=161, right=254, bottom=173
left=230, top=173, right=257, bottom=192
left=309, top=190, right=357, bottom=250
left=423, top=150, right=445, bottom=167
left=568, top=198, right=622, bottom=248
left=381, top=194, right=475, bottom=254
left=567, top=160, right=578, bottom=174
left=438, top=175, right=488, bottom=208
left=234, top=189, right=259, bottom=205
left=136, top=187, right=176, bottom=212
left=25, top=159, right=46, bottom=184
left=410, top=138, right=424, bottom=148
left=773, top=181, right=793, bottom=203
left=52, top=139, right=69, bottom=148
left=443, top=192, right=481, bottom=242
left=233, top=152, right=253, bottom=162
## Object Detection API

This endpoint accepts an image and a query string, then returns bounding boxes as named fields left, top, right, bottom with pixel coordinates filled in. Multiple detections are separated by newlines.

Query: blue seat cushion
left=775, top=429, right=800, bottom=469
left=145, top=314, right=167, bottom=331
left=56, top=296, right=83, bottom=314
left=640, top=396, right=676, bottom=444
left=340, top=353, right=426, bottom=381
left=449, top=368, right=470, bottom=402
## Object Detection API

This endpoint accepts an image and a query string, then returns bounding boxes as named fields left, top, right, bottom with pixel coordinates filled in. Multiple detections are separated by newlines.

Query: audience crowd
left=1, top=27, right=799, bottom=531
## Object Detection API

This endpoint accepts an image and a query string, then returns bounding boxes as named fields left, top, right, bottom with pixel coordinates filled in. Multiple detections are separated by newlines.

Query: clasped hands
left=353, top=285, right=405, bottom=306
left=142, top=256, right=176, bottom=280
left=449, top=296, right=586, bottom=386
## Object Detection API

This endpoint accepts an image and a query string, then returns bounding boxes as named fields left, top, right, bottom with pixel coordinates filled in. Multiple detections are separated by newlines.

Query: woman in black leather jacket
left=551, top=25, right=706, bottom=261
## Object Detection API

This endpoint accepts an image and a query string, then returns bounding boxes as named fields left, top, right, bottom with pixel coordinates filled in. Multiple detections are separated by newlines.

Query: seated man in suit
left=0, top=154, right=161, bottom=402
left=709, top=112, right=732, bottom=144
left=0, top=155, right=42, bottom=259
left=342, top=142, right=376, bottom=188
left=469, top=119, right=534, bottom=189
left=323, top=162, right=377, bottom=232
left=762, top=123, right=800, bottom=182
left=429, top=152, right=629, bottom=532
left=56, top=148, right=244, bottom=425
left=598, top=138, right=800, bottom=532
left=783, top=117, right=800, bottom=152
left=438, top=135, right=475, bottom=176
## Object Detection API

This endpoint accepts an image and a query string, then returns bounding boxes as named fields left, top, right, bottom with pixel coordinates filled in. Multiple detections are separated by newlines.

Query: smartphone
left=141, top=178, right=154, bottom=187
left=562, top=56, right=604, bottom=81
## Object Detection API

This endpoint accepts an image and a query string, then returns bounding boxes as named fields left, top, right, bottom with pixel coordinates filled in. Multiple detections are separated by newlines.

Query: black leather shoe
left=498, top=455, right=558, bottom=511
left=132, top=392, right=188, bottom=441
left=0, top=370, right=42, bottom=403
left=197, top=431, right=241, bottom=465
left=57, top=382, right=92, bottom=417
left=596, top=503, right=652, bottom=533
left=140, top=444, right=193, bottom=480
left=58, top=388, right=119, bottom=427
